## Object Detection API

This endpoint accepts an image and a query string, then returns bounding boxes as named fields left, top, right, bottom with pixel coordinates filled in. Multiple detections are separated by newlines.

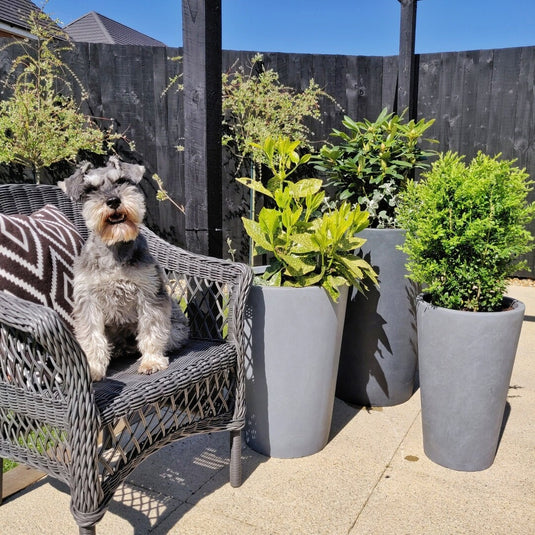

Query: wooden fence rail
left=0, top=39, right=534, bottom=272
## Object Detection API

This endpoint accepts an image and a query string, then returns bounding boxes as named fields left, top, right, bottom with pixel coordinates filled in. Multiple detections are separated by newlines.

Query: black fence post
left=182, top=0, right=223, bottom=257
left=398, top=0, right=418, bottom=119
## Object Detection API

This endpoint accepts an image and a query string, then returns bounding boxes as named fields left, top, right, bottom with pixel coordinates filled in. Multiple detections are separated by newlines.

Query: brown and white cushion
left=0, top=205, right=83, bottom=329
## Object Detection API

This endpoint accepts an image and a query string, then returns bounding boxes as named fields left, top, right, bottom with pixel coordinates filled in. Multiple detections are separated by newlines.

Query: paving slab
left=0, top=284, right=532, bottom=534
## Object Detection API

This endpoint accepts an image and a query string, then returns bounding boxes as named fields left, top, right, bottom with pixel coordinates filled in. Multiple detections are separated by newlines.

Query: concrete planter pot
left=417, top=294, right=525, bottom=471
left=244, top=284, right=348, bottom=458
left=336, top=228, right=418, bottom=406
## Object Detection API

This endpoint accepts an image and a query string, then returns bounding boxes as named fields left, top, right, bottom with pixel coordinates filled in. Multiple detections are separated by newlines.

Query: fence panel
left=0, top=39, right=533, bottom=271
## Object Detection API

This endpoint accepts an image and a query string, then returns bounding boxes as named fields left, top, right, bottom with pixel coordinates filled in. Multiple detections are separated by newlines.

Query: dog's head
left=59, top=156, right=146, bottom=245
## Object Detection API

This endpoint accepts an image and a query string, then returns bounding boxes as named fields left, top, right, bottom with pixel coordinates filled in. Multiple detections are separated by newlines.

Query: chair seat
left=94, top=340, right=238, bottom=425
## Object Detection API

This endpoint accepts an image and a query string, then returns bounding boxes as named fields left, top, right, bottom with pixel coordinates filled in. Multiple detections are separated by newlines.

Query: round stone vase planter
left=336, top=228, right=418, bottom=407
left=417, top=294, right=525, bottom=471
left=244, top=284, right=348, bottom=458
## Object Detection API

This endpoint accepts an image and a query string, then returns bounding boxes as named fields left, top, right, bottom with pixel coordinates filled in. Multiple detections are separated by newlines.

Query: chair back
left=0, top=183, right=88, bottom=239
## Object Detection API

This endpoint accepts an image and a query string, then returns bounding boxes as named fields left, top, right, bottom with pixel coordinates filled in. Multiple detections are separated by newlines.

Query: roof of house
left=0, top=0, right=41, bottom=37
left=64, top=11, right=166, bottom=47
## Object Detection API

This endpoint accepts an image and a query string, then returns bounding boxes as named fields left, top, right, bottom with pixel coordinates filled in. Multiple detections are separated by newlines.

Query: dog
left=59, top=156, right=189, bottom=381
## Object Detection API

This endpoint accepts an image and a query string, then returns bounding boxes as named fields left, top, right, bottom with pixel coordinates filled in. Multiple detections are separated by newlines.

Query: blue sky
left=45, top=0, right=535, bottom=56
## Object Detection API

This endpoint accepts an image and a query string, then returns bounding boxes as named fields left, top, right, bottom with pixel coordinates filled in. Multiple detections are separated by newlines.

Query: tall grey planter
left=244, top=285, right=348, bottom=458
left=336, top=228, right=418, bottom=407
left=417, top=295, right=525, bottom=471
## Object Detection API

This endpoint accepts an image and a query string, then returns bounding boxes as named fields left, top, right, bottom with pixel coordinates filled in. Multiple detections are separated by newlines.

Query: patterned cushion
left=0, top=205, right=83, bottom=329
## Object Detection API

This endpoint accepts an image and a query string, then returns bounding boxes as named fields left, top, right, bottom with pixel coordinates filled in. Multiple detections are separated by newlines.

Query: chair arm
left=0, top=291, right=93, bottom=396
left=142, top=226, right=252, bottom=284
left=0, top=291, right=100, bottom=494
left=141, top=227, right=254, bottom=346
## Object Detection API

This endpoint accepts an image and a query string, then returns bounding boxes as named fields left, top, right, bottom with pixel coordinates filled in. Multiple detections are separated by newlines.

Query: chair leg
left=0, top=458, right=3, bottom=505
left=229, top=430, right=242, bottom=488
left=79, top=526, right=96, bottom=535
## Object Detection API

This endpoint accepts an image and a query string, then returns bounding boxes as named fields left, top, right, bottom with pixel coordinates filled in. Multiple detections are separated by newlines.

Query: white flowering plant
left=314, top=108, right=436, bottom=228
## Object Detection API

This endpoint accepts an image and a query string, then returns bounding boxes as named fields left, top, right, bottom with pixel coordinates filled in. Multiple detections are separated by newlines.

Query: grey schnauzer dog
left=59, top=156, right=189, bottom=381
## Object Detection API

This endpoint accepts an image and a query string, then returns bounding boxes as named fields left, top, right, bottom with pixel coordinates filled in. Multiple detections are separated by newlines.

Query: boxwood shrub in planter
left=315, top=109, right=436, bottom=406
left=397, top=151, right=535, bottom=471
left=239, top=137, right=377, bottom=457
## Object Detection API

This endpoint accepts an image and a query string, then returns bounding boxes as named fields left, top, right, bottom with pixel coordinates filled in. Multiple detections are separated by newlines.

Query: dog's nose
left=106, top=197, right=121, bottom=210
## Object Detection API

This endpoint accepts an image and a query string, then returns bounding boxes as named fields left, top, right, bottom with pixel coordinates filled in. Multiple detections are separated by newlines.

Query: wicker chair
left=0, top=184, right=253, bottom=534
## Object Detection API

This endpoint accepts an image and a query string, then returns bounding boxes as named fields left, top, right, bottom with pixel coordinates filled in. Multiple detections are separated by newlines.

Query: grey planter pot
left=336, top=228, right=418, bottom=406
left=244, top=284, right=348, bottom=458
left=417, top=294, right=525, bottom=471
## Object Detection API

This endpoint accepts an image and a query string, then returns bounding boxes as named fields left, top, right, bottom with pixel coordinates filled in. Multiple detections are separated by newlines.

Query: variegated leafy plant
left=238, top=137, right=377, bottom=301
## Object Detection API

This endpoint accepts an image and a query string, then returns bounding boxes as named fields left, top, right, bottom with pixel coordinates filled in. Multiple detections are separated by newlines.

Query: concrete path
left=1, top=285, right=533, bottom=534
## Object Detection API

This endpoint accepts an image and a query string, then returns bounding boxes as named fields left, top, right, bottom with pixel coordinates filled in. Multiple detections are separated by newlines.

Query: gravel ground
left=508, top=277, right=535, bottom=287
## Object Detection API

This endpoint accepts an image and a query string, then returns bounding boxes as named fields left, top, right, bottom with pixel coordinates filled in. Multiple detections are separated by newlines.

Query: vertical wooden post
left=182, top=0, right=222, bottom=256
left=398, top=0, right=418, bottom=119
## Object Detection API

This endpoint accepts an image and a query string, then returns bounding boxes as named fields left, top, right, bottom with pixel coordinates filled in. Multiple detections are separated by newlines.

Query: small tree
left=0, top=9, right=115, bottom=182
left=222, top=54, right=337, bottom=176
left=315, top=108, right=436, bottom=228
left=238, top=137, right=377, bottom=299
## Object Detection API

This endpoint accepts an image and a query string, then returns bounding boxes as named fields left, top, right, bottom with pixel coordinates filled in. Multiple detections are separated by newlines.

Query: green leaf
left=258, top=208, right=282, bottom=239
left=340, top=255, right=378, bottom=284
left=287, top=178, right=323, bottom=198
left=241, top=217, right=274, bottom=251
left=273, top=187, right=291, bottom=209
left=281, top=205, right=302, bottom=229
left=296, top=268, right=325, bottom=287
left=299, top=153, right=312, bottom=165
left=236, top=176, right=274, bottom=198
left=291, top=232, right=321, bottom=253
left=279, top=253, right=316, bottom=276
left=322, top=274, right=349, bottom=301
left=261, top=263, right=283, bottom=286
left=345, top=235, right=367, bottom=250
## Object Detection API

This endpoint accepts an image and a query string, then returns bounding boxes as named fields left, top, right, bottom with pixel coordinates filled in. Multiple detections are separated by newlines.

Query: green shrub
left=397, top=151, right=535, bottom=312
left=0, top=10, right=115, bottom=182
left=315, top=108, right=436, bottom=228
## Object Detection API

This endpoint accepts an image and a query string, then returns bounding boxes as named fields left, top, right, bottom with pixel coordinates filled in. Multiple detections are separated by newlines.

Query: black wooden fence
left=1, top=40, right=534, bottom=272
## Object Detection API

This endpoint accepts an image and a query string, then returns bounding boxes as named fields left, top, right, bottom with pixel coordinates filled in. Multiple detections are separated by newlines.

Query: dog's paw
left=89, top=363, right=107, bottom=382
left=138, top=354, right=169, bottom=375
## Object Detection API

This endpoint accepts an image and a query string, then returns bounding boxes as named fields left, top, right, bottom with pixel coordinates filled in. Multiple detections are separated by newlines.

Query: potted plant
left=314, top=108, right=436, bottom=406
left=241, top=137, right=377, bottom=458
left=397, top=151, right=535, bottom=471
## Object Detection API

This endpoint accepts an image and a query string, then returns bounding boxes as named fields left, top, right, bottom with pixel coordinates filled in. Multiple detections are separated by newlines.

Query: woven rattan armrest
left=0, top=291, right=99, bottom=488
left=141, top=226, right=253, bottom=345
left=0, top=290, right=92, bottom=392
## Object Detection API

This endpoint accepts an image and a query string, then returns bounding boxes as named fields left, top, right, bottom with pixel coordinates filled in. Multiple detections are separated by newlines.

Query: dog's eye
left=84, top=185, right=98, bottom=194
left=116, top=177, right=133, bottom=186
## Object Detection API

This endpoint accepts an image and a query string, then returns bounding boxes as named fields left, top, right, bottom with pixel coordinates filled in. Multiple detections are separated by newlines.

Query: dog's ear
left=58, top=161, right=93, bottom=201
left=124, top=162, right=146, bottom=184
left=108, top=156, right=146, bottom=184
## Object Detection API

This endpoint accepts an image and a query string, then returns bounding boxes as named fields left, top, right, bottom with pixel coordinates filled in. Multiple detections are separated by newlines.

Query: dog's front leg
left=136, top=297, right=171, bottom=374
left=74, top=309, right=111, bottom=381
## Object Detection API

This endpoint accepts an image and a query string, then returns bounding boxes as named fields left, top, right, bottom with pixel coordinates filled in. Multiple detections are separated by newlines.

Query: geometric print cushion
left=0, top=204, right=84, bottom=330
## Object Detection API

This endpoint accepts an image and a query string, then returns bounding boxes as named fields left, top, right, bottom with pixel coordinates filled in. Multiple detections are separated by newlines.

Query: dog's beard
left=100, top=211, right=139, bottom=245
left=84, top=197, right=145, bottom=245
